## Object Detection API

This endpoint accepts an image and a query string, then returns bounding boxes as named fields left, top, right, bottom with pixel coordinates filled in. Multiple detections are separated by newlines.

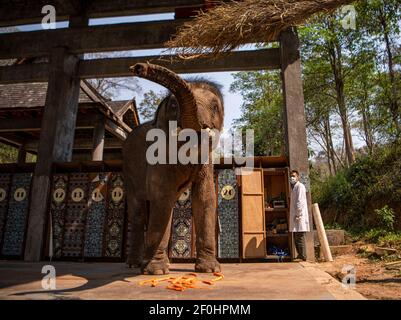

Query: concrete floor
left=0, top=261, right=365, bottom=300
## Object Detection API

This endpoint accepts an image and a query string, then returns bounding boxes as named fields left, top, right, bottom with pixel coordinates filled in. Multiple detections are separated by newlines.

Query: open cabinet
left=239, top=167, right=292, bottom=261
left=263, top=168, right=292, bottom=261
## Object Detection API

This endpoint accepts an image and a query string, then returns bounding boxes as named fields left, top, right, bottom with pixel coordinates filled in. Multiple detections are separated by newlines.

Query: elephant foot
left=141, top=257, right=170, bottom=275
left=195, top=258, right=221, bottom=273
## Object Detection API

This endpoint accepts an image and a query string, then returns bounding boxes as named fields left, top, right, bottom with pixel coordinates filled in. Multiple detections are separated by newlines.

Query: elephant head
left=130, top=63, right=224, bottom=134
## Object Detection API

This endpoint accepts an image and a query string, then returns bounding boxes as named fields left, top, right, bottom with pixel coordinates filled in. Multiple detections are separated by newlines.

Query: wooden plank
left=24, top=47, right=81, bottom=261
left=0, top=49, right=281, bottom=84
left=280, top=27, right=314, bottom=262
left=105, top=118, right=128, bottom=140
left=0, top=63, right=49, bottom=84
left=0, top=20, right=188, bottom=59
left=79, top=49, right=281, bottom=78
left=0, top=0, right=203, bottom=27
left=0, top=115, right=100, bottom=132
left=24, top=137, right=123, bottom=151
left=240, top=168, right=266, bottom=259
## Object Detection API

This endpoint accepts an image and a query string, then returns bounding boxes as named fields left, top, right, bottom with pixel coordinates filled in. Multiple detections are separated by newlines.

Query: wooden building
left=0, top=59, right=139, bottom=162
left=0, top=0, right=314, bottom=262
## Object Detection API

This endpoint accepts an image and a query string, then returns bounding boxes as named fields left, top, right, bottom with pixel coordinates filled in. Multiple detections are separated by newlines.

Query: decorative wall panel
left=50, top=174, right=69, bottom=258
left=170, top=189, right=193, bottom=259
left=84, top=173, right=110, bottom=258
left=104, top=173, right=125, bottom=258
left=217, top=169, right=239, bottom=258
left=0, top=174, right=11, bottom=252
left=62, top=173, right=89, bottom=258
left=1, top=173, right=32, bottom=257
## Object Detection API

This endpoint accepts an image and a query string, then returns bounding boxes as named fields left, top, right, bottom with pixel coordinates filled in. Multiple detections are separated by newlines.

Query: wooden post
left=24, top=47, right=80, bottom=261
left=92, top=115, right=105, bottom=161
left=280, top=27, right=315, bottom=262
left=17, top=145, right=26, bottom=164
left=312, top=203, right=333, bottom=262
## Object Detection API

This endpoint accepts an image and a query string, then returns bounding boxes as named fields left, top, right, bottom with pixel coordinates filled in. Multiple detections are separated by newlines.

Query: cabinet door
left=240, top=168, right=266, bottom=258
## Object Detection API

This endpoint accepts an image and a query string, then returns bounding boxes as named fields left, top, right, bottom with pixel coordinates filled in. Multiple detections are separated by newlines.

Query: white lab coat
left=289, top=181, right=310, bottom=232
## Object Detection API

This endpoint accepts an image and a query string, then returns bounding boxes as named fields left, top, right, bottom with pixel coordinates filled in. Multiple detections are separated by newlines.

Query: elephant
left=122, top=63, right=224, bottom=275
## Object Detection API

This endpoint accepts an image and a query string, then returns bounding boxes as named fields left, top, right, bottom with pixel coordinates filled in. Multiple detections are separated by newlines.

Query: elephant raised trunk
left=130, top=63, right=201, bottom=131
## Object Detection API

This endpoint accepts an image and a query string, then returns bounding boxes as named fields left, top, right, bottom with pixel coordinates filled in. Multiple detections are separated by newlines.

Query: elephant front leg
left=192, top=166, right=221, bottom=273
left=141, top=202, right=173, bottom=275
left=126, top=199, right=146, bottom=268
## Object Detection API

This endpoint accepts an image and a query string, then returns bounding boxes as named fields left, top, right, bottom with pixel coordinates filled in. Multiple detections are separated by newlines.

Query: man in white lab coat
left=289, top=170, right=310, bottom=261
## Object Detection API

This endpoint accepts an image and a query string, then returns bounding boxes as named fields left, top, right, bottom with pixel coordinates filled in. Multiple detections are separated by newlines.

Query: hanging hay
left=166, top=0, right=355, bottom=58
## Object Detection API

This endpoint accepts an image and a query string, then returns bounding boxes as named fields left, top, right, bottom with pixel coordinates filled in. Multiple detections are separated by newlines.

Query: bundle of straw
left=166, top=0, right=355, bottom=58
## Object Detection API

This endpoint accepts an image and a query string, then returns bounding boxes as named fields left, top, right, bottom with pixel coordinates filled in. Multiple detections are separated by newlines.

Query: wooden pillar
left=17, top=145, right=26, bottom=164
left=24, top=47, right=80, bottom=261
left=280, top=27, right=315, bottom=262
left=92, top=115, right=105, bottom=161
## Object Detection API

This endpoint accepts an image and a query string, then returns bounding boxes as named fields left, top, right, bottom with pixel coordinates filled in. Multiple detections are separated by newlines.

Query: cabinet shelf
left=265, top=208, right=287, bottom=212
left=266, top=233, right=288, bottom=237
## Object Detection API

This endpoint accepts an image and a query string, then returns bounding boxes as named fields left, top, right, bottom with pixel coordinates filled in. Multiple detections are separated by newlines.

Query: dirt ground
left=315, top=245, right=401, bottom=300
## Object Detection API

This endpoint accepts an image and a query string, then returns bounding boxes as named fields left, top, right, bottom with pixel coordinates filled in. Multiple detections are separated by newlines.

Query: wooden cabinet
left=264, top=169, right=291, bottom=260
left=240, top=168, right=266, bottom=258
left=240, top=167, right=292, bottom=260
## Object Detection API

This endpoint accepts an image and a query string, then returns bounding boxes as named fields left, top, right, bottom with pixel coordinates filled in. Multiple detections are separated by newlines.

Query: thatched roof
left=167, top=0, right=354, bottom=58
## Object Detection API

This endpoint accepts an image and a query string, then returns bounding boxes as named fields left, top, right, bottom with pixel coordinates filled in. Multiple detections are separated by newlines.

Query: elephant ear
left=153, top=95, right=179, bottom=131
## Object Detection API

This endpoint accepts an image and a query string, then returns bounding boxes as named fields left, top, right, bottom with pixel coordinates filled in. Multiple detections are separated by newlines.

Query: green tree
left=230, top=70, right=284, bottom=156
left=138, top=90, right=165, bottom=122
left=357, top=0, right=401, bottom=138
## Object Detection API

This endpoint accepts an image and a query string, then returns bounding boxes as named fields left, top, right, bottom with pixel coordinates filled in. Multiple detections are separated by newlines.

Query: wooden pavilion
left=0, top=0, right=314, bottom=262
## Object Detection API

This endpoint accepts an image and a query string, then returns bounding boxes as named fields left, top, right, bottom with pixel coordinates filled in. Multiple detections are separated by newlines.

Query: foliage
left=137, top=90, right=166, bottom=122
left=0, top=143, right=17, bottom=163
left=314, top=143, right=401, bottom=231
left=229, top=70, right=284, bottom=156
left=375, top=205, right=395, bottom=231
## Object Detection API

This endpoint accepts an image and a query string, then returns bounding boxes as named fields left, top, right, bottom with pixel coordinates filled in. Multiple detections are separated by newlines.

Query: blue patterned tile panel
left=84, top=173, right=109, bottom=258
left=170, top=189, right=193, bottom=259
left=1, top=173, right=32, bottom=257
left=62, top=173, right=89, bottom=258
left=104, top=173, right=125, bottom=258
left=217, top=169, right=239, bottom=259
left=50, top=174, right=69, bottom=258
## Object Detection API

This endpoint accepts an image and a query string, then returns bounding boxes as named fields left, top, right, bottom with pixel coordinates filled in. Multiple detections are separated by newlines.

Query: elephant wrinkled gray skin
left=123, top=63, right=224, bottom=275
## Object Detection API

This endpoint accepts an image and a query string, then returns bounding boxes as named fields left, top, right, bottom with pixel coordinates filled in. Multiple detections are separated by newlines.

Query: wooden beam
left=0, top=20, right=188, bottom=59
left=105, top=118, right=128, bottom=140
left=280, top=28, right=314, bottom=262
left=0, top=115, right=100, bottom=132
left=92, top=115, right=106, bottom=160
left=0, top=49, right=281, bottom=84
left=79, top=49, right=281, bottom=78
left=0, top=63, right=49, bottom=84
left=0, top=0, right=203, bottom=27
left=24, top=47, right=81, bottom=262
left=17, top=145, right=26, bottom=164
left=25, top=137, right=123, bottom=151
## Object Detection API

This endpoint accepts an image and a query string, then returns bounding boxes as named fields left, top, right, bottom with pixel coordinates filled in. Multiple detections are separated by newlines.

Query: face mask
left=290, top=177, right=297, bottom=184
